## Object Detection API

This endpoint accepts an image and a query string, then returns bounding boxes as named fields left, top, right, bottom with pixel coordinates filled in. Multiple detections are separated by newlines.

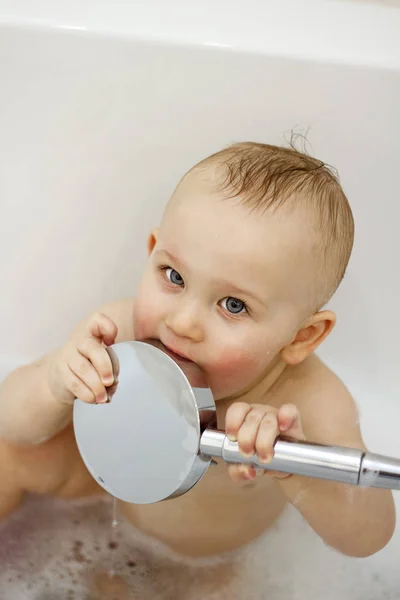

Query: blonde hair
left=193, top=141, right=354, bottom=309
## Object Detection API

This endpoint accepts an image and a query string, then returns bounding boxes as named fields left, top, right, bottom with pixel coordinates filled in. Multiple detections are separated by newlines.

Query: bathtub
left=0, top=0, right=400, bottom=597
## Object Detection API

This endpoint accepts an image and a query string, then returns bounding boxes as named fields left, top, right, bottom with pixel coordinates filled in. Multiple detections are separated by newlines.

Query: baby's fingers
left=255, top=411, right=280, bottom=463
left=237, top=406, right=275, bottom=457
left=225, top=402, right=252, bottom=442
left=66, top=370, right=98, bottom=405
left=77, top=338, right=115, bottom=386
left=227, top=463, right=257, bottom=485
left=278, top=404, right=306, bottom=440
left=68, top=353, right=108, bottom=403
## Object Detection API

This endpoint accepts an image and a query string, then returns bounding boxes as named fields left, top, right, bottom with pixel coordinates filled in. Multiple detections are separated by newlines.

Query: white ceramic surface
left=0, top=1, right=399, bottom=597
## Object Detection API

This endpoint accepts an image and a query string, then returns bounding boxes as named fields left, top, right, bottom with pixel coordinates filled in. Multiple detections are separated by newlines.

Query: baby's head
left=134, top=142, right=354, bottom=400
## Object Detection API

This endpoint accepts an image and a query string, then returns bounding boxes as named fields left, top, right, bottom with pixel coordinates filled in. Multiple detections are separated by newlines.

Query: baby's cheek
left=133, top=296, right=158, bottom=339
left=209, top=348, right=262, bottom=381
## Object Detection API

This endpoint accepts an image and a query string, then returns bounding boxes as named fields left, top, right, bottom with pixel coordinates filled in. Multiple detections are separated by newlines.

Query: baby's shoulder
left=275, top=355, right=362, bottom=446
left=285, top=353, right=349, bottom=398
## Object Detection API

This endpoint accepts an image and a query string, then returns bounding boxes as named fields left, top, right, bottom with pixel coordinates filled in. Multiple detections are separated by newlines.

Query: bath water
left=107, top=496, right=120, bottom=578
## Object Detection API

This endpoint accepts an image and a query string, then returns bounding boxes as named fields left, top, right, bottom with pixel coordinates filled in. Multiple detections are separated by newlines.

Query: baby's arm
left=277, top=385, right=395, bottom=557
left=225, top=359, right=396, bottom=557
left=0, top=298, right=134, bottom=446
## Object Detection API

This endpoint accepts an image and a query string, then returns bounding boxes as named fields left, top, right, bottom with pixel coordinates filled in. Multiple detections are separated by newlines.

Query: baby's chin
left=179, top=366, right=209, bottom=389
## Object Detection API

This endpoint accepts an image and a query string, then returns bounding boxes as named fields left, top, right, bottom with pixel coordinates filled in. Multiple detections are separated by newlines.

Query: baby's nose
left=165, top=305, right=204, bottom=342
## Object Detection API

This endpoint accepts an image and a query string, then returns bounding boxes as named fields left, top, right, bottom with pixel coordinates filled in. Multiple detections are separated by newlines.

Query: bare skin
left=0, top=170, right=396, bottom=561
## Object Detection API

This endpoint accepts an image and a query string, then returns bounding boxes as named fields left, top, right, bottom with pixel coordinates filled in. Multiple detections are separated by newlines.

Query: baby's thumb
left=88, top=313, right=118, bottom=346
left=227, top=463, right=257, bottom=485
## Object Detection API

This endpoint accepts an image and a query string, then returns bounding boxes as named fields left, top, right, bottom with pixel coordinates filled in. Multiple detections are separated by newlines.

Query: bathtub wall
left=1, top=1, right=400, bottom=595
left=1, top=1, right=400, bottom=452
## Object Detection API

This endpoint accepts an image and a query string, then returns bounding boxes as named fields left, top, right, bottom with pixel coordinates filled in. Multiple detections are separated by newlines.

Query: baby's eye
left=165, top=268, right=184, bottom=286
left=221, top=297, right=247, bottom=315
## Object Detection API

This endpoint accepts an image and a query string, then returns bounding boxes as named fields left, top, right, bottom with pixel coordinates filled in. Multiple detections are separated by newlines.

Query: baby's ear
left=147, top=228, right=160, bottom=255
left=280, top=311, right=336, bottom=365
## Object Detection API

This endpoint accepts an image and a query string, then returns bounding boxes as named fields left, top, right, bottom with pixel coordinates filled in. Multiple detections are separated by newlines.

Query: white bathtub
left=1, top=0, right=400, bottom=597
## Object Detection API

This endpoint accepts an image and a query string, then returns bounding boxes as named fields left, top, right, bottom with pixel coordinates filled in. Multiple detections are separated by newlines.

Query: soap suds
left=0, top=493, right=399, bottom=599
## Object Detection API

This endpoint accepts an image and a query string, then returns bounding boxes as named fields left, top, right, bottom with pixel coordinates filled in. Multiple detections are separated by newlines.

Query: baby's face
left=134, top=172, right=319, bottom=400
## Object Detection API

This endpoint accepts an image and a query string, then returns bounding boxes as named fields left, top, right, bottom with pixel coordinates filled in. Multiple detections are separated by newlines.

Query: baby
left=0, top=142, right=395, bottom=562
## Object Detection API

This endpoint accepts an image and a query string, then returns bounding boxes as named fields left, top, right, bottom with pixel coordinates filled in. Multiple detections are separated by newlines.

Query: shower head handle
left=200, top=430, right=400, bottom=490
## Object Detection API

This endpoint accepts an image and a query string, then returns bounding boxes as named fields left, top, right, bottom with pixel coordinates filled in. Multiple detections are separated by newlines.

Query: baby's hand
left=48, top=313, right=119, bottom=406
left=225, top=403, right=305, bottom=483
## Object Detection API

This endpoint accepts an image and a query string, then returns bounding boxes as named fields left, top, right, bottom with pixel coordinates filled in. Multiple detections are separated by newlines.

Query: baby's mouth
left=145, top=339, right=209, bottom=389
left=161, top=343, right=193, bottom=364
left=146, top=339, right=193, bottom=364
